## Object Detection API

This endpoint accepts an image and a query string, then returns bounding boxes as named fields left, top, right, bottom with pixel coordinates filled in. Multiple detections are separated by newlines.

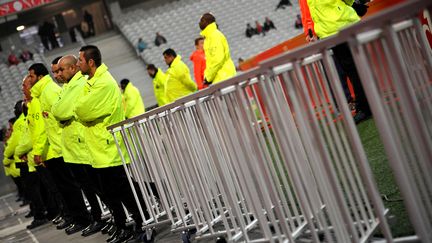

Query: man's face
left=78, top=52, right=90, bottom=75
left=58, top=61, right=75, bottom=82
left=196, top=39, right=204, bottom=50
left=28, top=69, right=39, bottom=86
left=147, top=69, right=155, bottom=78
left=163, top=54, right=174, bottom=66
left=199, top=17, right=207, bottom=30
left=22, top=78, right=32, bottom=100
left=51, top=63, right=63, bottom=83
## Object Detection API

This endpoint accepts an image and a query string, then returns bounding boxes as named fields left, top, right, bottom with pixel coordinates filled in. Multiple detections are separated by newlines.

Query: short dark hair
left=28, top=63, right=49, bottom=77
left=147, top=64, right=157, bottom=71
left=79, top=45, right=102, bottom=67
left=120, top=79, right=130, bottom=86
left=163, top=48, right=176, bottom=57
left=202, top=13, right=216, bottom=24
left=8, top=117, right=16, bottom=124
left=194, top=37, right=204, bottom=46
left=52, top=56, right=62, bottom=65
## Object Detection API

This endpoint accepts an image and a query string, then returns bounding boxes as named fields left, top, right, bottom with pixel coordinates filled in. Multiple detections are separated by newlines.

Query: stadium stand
left=0, top=53, right=44, bottom=125
left=113, top=0, right=302, bottom=84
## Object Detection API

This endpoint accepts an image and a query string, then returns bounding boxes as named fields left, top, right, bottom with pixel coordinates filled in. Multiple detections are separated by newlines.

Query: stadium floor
left=0, top=193, right=185, bottom=243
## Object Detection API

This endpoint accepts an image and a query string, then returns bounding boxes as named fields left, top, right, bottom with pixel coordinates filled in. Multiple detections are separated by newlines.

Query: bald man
left=52, top=55, right=109, bottom=236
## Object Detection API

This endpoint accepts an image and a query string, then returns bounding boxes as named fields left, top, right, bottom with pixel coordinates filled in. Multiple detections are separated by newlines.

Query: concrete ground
left=0, top=193, right=186, bottom=243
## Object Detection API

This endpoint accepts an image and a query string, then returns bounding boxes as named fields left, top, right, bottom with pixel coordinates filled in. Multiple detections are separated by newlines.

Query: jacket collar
left=170, top=55, right=182, bottom=67
left=200, top=22, right=217, bottom=38
left=88, top=63, right=108, bottom=84
left=69, top=71, right=84, bottom=85
left=30, top=75, right=52, bottom=98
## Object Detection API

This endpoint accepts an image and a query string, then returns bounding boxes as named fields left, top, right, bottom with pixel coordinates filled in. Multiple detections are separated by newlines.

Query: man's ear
left=37, top=75, right=44, bottom=80
left=88, top=59, right=95, bottom=68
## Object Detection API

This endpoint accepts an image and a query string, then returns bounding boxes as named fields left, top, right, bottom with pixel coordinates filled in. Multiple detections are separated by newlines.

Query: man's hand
left=20, top=154, right=28, bottom=161
left=203, top=78, right=212, bottom=86
left=42, top=111, right=49, bottom=118
left=34, top=155, right=43, bottom=165
left=306, top=34, right=318, bottom=43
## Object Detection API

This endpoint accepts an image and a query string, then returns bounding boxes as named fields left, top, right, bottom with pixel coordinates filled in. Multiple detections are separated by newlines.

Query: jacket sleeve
left=180, top=69, right=198, bottom=92
left=124, top=88, right=136, bottom=119
left=204, top=34, right=226, bottom=82
left=4, top=121, right=21, bottom=159
left=32, top=109, right=48, bottom=156
left=15, top=125, right=32, bottom=157
left=52, top=84, right=80, bottom=121
left=75, top=80, right=115, bottom=122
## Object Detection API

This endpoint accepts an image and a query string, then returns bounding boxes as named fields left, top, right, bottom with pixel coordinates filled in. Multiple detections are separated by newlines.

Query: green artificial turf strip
left=356, top=118, right=414, bottom=237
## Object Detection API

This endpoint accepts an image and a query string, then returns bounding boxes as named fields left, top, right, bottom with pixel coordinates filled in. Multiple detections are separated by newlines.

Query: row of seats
left=114, top=0, right=302, bottom=86
left=0, top=53, right=44, bottom=126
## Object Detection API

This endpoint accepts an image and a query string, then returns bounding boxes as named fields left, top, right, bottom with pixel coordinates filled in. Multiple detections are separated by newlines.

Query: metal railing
left=108, top=0, right=432, bottom=242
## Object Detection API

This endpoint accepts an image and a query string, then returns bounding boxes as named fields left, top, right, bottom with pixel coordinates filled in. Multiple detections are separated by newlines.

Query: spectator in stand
left=154, top=32, right=167, bottom=46
left=255, top=21, right=265, bottom=36
left=38, top=23, right=49, bottom=50
left=190, top=37, right=207, bottom=90
left=295, top=14, right=303, bottom=29
left=147, top=64, right=168, bottom=106
left=163, top=48, right=197, bottom=103
left=137, top=38, right=148, bottom=53
left=276, top=0, right=292, bottom=10
left=44, top=21, right=59, bottom=49
left=20, top=50, right=34, bottom=62
left=80, top=21, right=90, bottom=38
left=306, top=0, right=371, bottom=123
left=199, top=12, right=236, bottom=84
left=245, top=23, right=256, bottom=38
left=8, top=52, right=19, bottom=66
left=83, top=10, right=95, bottom=36
left=263, top=17, right=276, bottom=32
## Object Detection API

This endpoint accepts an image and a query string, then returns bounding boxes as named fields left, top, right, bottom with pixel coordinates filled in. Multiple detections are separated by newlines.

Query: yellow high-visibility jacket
left=30, top=75, right=63, bottom=160
left=52, top=71, right=92, bottom=164
left=307, top=0, right=360, bottom=39
left=165, top=55, right=197, bottom=103
left=123, top=82, right=145, bottom=119
left=153, top=68, right=168, bottom=106
left=74, top=63, right=129, bottom=168
left=200, top=22, right=236, bottom=84
left=4, top=114, right=26, bottom=163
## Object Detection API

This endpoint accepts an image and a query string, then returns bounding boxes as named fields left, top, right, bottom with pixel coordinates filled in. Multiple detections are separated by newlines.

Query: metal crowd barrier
left=108, top=0, right=431, bottom=242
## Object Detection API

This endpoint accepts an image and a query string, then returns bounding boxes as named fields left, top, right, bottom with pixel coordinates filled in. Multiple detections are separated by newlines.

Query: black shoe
left=19, top=200, right=30, bottom=207
left=108, top=224, right=117, bottom=236
left=26, top=219, right=48, bottom=229
left=65, top=223, right=88, bottom=235
left=106, top=229, right=119, bottom=242
left=354, top=110, right=372, bottom=124
left=24, top=211, right=33, bottom=218
left=82, top=221, right=106, bottom=237
left=52, top=215, right=63, bottom=225
left=101, top=222, right=113, bottom=235
left=108, top=229, right=134, bottom=243
left=56, top=218, right=73, bottom=230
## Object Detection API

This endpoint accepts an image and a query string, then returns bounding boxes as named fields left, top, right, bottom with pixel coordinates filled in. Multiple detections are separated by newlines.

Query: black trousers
left=35, top=165, right=62, bottom=217
left=48, top=159, right=90, bottom=225
left=26, top=171, right=46, bottom=220
left=96, top=166, right=149, bottom=229
left=15, top=163, right=30, bottom=202
left=11, top=177, right=24, bottom=198
left=332, top=42, right=371, bottom=114
left=67, top=163, right=103, bottom=222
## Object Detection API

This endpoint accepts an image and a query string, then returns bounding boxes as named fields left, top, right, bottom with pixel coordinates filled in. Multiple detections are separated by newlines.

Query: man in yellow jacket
left=199, top=13, right=236, bottom=84
left=3, top=117, right=23, bottom=199
left=5, top=101, right=27, bottom=204
left=120, top=79, right=145, bottom=119
left=147, top=64, right=168, bottom=106
left=28, top=63, right=68, bottom=227
left=15, top=76, right=49, bottom=229
left=52, top=55, right=109, bottom=236
left=75, top=45, right=150, bottom=242
left=307, top=0, right=371, bottom=123
left=163, top=48, right=197, bottom=103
